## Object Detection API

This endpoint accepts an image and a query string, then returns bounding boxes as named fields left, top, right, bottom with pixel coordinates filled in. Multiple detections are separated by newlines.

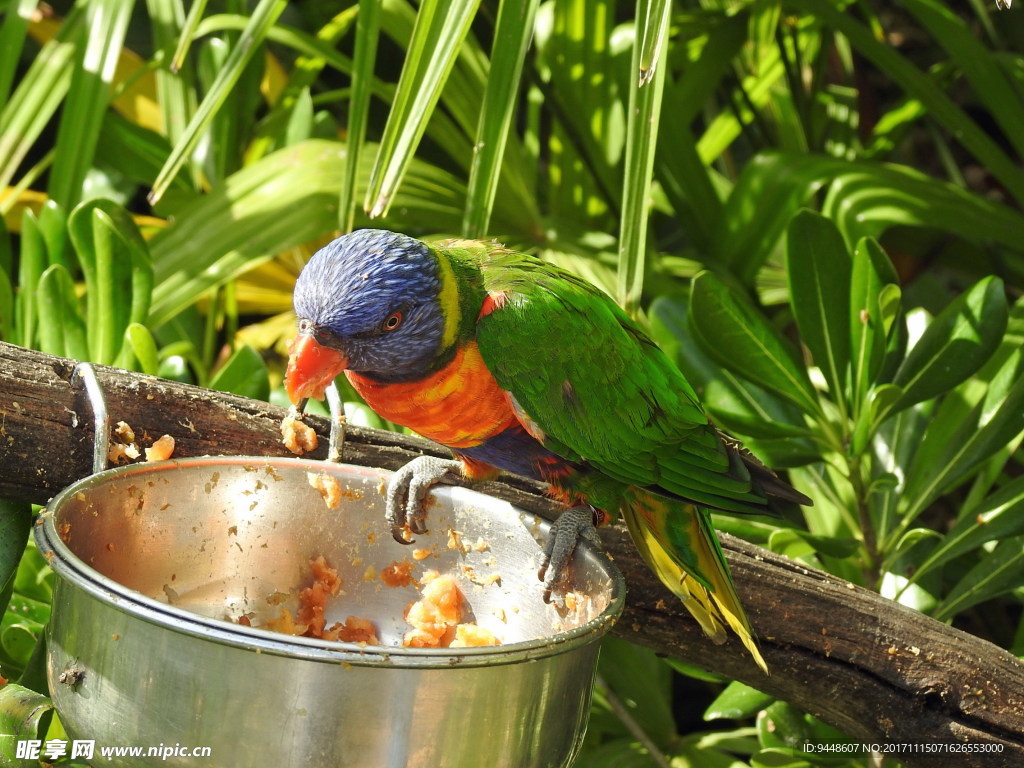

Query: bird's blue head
left=287, top=229, right=452, bottom=400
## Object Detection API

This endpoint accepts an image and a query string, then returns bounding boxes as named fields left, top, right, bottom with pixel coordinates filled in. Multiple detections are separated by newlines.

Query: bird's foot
left=386, top=456, right=462, bottom=544
left=538, top=505, right=603, bottom=603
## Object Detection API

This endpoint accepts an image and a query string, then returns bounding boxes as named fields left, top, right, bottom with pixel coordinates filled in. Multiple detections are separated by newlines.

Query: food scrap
left=108, top=421, right=141, bottom=464
left=402, top=570, right=502, bottom=648
left=307, top=471, right=343, bottom=509
left=258, top=556, right=380, bottom=645
left=402, top=571, right=462, bottom=648
left=380, top=560, right=414, bottom=588
left=281, top=414, right=318, bottom=455
left=450, top=623, right=500, bottom=648
left=145, top=435, right=175, bottom=462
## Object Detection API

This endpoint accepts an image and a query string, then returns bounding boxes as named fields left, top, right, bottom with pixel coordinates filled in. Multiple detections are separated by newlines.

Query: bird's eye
left=382, top=311, right=403, bottom=332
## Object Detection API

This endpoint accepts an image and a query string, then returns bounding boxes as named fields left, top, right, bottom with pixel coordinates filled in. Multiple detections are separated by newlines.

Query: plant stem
left=596, top=674, right=672, bottom=768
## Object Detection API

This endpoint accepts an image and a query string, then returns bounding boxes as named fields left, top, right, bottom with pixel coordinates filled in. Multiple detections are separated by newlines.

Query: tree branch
left=1, top=341, right=1022, bottom=767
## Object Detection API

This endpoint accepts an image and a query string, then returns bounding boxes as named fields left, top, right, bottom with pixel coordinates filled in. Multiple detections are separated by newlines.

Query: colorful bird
left=285, top=229, right=811, bottom=672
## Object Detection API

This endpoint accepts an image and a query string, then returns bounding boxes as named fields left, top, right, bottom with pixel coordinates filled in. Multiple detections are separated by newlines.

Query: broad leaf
left=849, top=237, right=898, bottom=412
left=934, top=536, right=1024, bottom=621
left=0, top=684, right=53, bottom=763
left=912, top=474, right=1024, bottom=582
left=35, top=264, right=88, bottom=359
left=705, top=681, right=774, bottom=721
left=786, top=210, right=852, bottom=411
left=207, top=344, right=270, bottom=401
left=689, top=271, right=819, bottom=416
left=0, top=501, right=30, bottom=617
left=890, top=276, right=1007, bottom=413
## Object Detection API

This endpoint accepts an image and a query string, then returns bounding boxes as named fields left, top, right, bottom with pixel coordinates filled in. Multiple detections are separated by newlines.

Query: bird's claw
left=538, top=505, right=603, bottom=603
left=386, top=456, right=462, bottom=544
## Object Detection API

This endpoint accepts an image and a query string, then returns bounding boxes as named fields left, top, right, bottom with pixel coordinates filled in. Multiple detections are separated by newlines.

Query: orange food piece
left=450, top=624, right=501, bottom=648
left=295, top=555, right=342, bottom=636
left=380, top=560, right=414, bottom=588
left=281, top=415, right=318, bottom=455
left=402, top=571, right=462, bottom=647
left=145, top=434, right=175, bottom=462
left=324, top=616, right=379, bottom=644
left=308, top=472, right=343, bottom=509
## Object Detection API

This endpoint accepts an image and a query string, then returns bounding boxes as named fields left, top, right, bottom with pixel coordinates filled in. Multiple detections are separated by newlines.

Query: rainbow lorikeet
left=285, top=229, right=811, bottom=672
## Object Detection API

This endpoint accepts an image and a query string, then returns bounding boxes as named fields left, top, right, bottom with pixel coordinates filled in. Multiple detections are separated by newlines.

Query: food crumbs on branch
left=281, top=414, right=318, bottom=455
left=145, top=435, right=175, bottom=462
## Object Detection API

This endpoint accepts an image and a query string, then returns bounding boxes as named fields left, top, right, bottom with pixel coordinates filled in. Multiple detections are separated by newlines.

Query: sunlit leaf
left=785, top=210, right=851, bottom=412
left=890, top=276, right=1007, bottom=412
left=934, top=536, right=1024, bottom=621
left=364, top=0, right=480, bottom=218
left=689, top=271, right=819, bottom=416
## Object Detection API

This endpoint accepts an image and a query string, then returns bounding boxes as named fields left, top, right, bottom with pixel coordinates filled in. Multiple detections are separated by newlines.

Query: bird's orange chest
left=344, top=342, right=518, bottom=449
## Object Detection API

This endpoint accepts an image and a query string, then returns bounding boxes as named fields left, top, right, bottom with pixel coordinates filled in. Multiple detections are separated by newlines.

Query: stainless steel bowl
left=35, top=456, right=625, bottom=767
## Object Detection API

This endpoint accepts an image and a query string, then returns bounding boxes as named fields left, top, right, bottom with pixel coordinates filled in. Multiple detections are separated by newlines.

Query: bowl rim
left=36, top=456, right=627, bottom=669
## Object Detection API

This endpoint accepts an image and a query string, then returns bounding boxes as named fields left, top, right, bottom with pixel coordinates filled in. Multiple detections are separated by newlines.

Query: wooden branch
left=2, top=341, right=1022, bottom=767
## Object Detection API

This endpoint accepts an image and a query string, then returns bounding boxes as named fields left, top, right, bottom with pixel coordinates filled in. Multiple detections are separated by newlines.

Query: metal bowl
left=35, top=456, right=625, bottom=767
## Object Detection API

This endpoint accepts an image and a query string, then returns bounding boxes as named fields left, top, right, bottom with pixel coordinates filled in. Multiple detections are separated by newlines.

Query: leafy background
left=1, top=0, right=1023, bottom=766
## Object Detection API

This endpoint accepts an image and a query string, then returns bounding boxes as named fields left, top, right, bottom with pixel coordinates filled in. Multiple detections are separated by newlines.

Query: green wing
left=471, top=247, right=772, bottom=515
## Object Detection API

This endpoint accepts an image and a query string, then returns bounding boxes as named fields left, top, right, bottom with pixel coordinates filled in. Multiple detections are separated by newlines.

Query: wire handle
left=325, top=382, right=346, bottom=462
left=72, top=362, right=109, bottom=476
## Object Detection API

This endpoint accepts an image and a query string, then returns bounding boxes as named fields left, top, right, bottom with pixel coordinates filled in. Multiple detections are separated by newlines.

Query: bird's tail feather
left=621, top=487, right=769, bottom=674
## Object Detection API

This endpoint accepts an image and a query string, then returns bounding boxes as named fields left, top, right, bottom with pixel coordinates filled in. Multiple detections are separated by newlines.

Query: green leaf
left=689, top=271, right=819, bottom=416
left=899, top=358, right=1024, bottom=525
left=912, top=474, right=1024, bottom=582
left=0, top=267, right=12, bottom=344
left=339, top=0, right=380, bottom=232
left=790, top=0, right=1024, bottom=207
left=785, top=210, right=852, bottom=411
left=0, top=0, right=36, bottom=108
left=148, top=139, right=466, bottom=325
left=15, top=209, right=46, bottom=349
left=901, top=0, right=1024, bottom=164
left=37, top=199, right=71, bottom=274
left=933, top=536, right=1024, bottom=621
left=69, top=200, right=152, bottom=366
left=48, top=0, right=136, bottom=211
left=364, top=0, right=481, bottom=218
left=0, top=5, right=83, bottom=192
left=126, top=323, right=161, bottom=376
left=462, top=0, right=540, bottom=238
left=705, top=681, right=774, bottom=721
left=149, top=0, right=289, bottom=203
left=207, top=344, right=270, bottom=401
left=596, top=637, right=677, bottom=750
left=35, top=264, right=89, bottom=360
left=891, top=276, right=1008, bottom=412
left=758, top=701, right=814, bottom=752
left=849, top=237, right=898, bottom=413
left=0, top=684, right=53, bottom=764
left=655, top=15, right=746, bottom=253
left=617, top=0, right=671, bottom=316
left=0, top=501, right=30, bottom=618
left=750, top=748, right=814, bottom=768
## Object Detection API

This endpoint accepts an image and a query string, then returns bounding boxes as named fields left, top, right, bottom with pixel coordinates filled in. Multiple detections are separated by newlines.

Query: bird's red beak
left=284, top=333, right=349, bottom=404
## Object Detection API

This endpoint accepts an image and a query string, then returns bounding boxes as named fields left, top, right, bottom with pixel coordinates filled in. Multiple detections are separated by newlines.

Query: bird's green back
left=446, top=242, right=773, bottom=515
